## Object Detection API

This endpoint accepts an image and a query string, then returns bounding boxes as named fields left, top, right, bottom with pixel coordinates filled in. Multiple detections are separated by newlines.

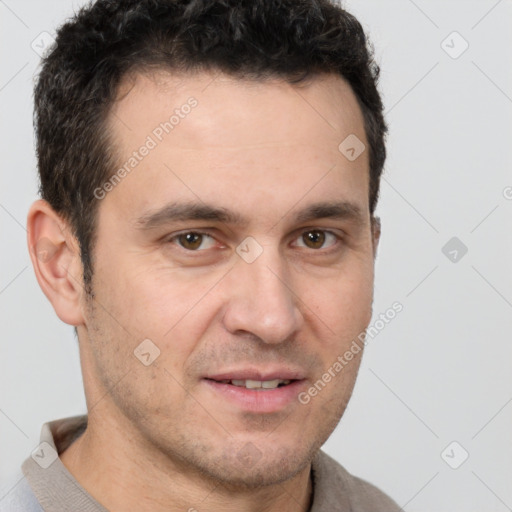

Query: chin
left=197, top=440, right=317, bottom=490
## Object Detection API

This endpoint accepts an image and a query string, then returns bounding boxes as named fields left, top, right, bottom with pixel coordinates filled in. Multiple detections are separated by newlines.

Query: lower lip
left=203, top=379, right=306, bottom=413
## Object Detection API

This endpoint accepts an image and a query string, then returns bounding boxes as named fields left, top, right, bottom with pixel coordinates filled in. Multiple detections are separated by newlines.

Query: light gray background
left=1, top=1, right=511, bottom=510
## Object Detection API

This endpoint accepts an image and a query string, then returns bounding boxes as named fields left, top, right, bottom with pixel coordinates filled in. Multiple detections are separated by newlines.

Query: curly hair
left=34, top=0, right=387, bottom=297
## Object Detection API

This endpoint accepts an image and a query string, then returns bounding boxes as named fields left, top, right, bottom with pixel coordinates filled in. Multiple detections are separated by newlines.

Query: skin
left=27, top=70, right=381, bottom=512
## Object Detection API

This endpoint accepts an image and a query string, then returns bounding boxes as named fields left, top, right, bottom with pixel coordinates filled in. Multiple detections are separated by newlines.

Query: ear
left=371, top=215, right=381, bottom=260
left=27, top=199, right=85, bottom=326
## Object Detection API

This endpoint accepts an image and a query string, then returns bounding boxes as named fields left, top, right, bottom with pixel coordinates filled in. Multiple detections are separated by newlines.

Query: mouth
left=202, top=372, right=307, bottom=413
left=205, top=378, right=295, bottom=390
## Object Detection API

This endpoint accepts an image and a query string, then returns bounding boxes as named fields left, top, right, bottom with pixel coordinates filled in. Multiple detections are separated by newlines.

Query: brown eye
left=177, top=232, right=208, bottom=250
left=302, top=230, right=326, bottom=249
left=295, top=230, right=338, bottom=250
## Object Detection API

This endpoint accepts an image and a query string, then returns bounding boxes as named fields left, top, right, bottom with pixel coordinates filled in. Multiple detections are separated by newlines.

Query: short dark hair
left=34, top=0, right=387, bottom=298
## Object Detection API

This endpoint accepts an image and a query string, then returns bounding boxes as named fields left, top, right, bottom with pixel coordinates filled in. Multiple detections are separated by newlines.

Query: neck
left=59, top=412, right=313, bottom=512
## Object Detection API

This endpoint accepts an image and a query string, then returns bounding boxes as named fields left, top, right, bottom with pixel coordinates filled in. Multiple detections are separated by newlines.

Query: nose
left=221, top=246, right=304, bottom=344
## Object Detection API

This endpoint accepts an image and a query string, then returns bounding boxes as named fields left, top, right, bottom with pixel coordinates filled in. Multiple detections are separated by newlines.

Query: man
left=2, top=0, right=401, bottom=510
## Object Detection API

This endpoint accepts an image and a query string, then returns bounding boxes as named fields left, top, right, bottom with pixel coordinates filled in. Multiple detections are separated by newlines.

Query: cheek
left=100, top=262, right=223, bottom=365
left=301, top=263, right=374, bottom=338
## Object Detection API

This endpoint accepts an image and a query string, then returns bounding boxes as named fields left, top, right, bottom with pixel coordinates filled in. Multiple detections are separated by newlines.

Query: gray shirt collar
left=22, top=414, right=358, bottom=512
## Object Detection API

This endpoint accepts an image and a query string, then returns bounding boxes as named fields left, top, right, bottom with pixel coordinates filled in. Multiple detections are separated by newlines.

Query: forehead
left=109, top=69, right=365, bottom=148
left=101, top=69, right=369, bottom=228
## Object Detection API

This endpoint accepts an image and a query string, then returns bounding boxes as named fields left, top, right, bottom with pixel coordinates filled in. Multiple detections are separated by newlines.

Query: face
left=79, top=70, right=379, bottom=487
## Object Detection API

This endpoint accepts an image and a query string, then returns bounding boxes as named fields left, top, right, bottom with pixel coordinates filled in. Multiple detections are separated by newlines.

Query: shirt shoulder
left=310, top=449, right=401, bottom=512
left=0, top=468, right=44, bottom=512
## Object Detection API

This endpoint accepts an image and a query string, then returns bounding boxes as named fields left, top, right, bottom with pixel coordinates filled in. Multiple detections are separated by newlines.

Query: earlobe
left=27, top=199, right=85, bottom=326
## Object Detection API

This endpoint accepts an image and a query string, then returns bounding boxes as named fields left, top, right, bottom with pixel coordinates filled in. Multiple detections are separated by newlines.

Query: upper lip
left=205, top=368, right=306, bottom=381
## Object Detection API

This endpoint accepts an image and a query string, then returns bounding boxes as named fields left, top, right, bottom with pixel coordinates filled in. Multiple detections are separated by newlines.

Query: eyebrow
left=294, top=201, right=366, bottom=226
left=134, top=202, right=244, bottom=229
left=134, top=200, right=366, bottom=230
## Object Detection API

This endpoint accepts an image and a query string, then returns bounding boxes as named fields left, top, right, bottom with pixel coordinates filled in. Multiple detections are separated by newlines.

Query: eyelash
left=165, top=229, right=343, bottom=252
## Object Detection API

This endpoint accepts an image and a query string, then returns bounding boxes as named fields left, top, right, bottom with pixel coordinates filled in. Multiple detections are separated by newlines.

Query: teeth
left=261, top=379, right=282, bottom=389
left=245, top=379, right=262, bottom=389
left=229, top=379, right=291, bottom=389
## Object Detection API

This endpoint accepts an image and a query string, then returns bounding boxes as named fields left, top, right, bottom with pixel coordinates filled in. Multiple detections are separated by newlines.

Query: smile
left=203, top=377, right=306, bottom=413
left=213, top=378, right=293, bottom=390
